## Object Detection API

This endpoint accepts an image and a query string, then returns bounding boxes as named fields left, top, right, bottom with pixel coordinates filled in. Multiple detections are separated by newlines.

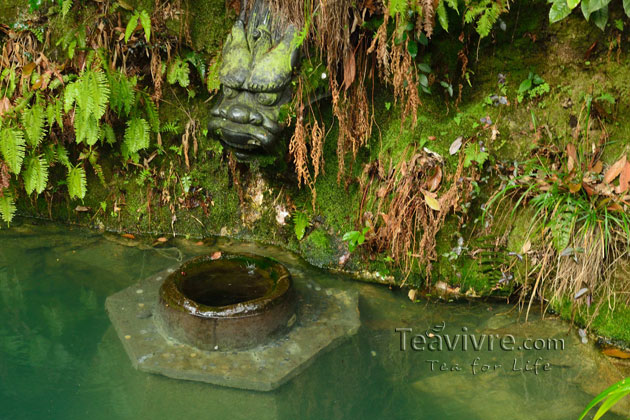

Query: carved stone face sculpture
left=208, top=4, right=299, bottom=160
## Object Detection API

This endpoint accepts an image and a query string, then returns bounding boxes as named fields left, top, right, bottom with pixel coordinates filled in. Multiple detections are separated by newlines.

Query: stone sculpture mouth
left=156, top=253, right=295, bottom=350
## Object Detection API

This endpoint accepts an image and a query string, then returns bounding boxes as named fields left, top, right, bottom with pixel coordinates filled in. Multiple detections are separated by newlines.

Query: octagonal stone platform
left=105, top=261, right=360, bottom=391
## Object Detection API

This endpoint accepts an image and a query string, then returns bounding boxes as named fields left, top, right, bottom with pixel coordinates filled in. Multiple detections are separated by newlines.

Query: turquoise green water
left=0, top=221, right=627, bottom=420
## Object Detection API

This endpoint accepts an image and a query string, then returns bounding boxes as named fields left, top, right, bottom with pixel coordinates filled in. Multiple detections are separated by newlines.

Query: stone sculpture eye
left=223, top=86, right=238, bottom=98
left=256, top=92, right=277, bottom=106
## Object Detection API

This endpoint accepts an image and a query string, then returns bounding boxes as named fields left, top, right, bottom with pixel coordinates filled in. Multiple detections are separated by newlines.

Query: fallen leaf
left=617, top=161, right=630, bottom=194
left=22, top=62, right=36, bottom=76
left=591, top=160, right=603, bottom=174
left=408, top=289, right=418, bottom=301
left=74, top=205, right=89, bottom=212
left=426, top=166, right=442, bottom=192
left=210, top=251, right=222, bottom=260
left=195, top=241, right=204, bottom=246
left=602, top=348, right=630, bottom=359
left=422, top=190, right=441, bottom=211
left=449, top=137, right=463, bottom=155
left=574, top=287, right=589, bottom=299
left=582, top=182, right=595, bottom=197
left=568, top=182, right=581, bottom=193
left=566, top=143, right=577, bottom=172
left=343, top=50, right=356, bottom=91
left=122, top=233, right=135, bottom=239
left=603, top=155, right=627, bottom=184
left=156, top=237, right=167, bottom=243
left=607, top=203, right=623, bottom=212
left=0, top=97, right=11, bottom=117
left=521, top=240, right=531, bottom=254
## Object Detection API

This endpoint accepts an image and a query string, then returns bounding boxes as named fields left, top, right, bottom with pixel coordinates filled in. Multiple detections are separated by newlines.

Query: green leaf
left=22, top=102, right=46, bottom=147
left=624, top=0, right=630, bottom=17
left=418, top=63, right=432, bottom=73
left=139, top=10, right=151, bottom=42
left=0, top=127, right=26, bottom=175
left=293, top=212, right=309, bottom=240
left=419, top=73, right=429, bottom=88
left=591, top=5, right=608, bottom=30
left=581, top=0, right=611, bottom=20
left=123, top=118, right=150, bottom=155
left=550, top=0, right=572, bottom=23
left=407, top=40, right=418, bottom=58
left=24, top=154, right=48, bottom=195
left=463, top=143, right=489, bottom=169
left=436, top=0, right=449, bottom=32
left=125, top=13, right=139, bottom=43
left=67, top=165, right=87, bottom=200
left=567, top=0, right=581, bottom=8
left=579, top=378, right=630, bottom=420
left=0, top=194, right=16, bottom=225
left=518, top=78, right=532, bottom=94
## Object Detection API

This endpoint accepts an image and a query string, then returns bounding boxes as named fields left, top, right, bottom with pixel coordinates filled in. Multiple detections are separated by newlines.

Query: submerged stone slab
left=105, top=265, right=360, bottom=391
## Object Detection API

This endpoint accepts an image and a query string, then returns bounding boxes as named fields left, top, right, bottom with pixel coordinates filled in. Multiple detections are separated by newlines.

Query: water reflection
left=0, top=220, right=627, bottom=419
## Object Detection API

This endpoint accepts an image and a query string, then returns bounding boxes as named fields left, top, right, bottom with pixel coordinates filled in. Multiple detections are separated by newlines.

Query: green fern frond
left=74, top=109, right=100, bottom=146
left=124, top=118, right=150, bottom=154
left=64, top=82, right=79, bottom=113
left=0, top=127, right=26, bottom=174
left=160, top=121, right=181, bottom=134
left=167, top=58, right=190, bottom=88
left=61, top=0, right=72, bottom=18
left=142, top=93, right=160, bottom=133
left=22, top=102, right=47, bottom=147
left=0, top=193, right=16, bottom=226
left=107, top=71, right=136, bottom=117
left=101, top=123, right=116, bottom=145
left=67, top=165, right=87, bottom=200
left=24, top=154, right=49, bottom=195
left=46, top=98, right=63, bottom=130
left=88, top=150, right=106, bottom=186
left=56, top=144, right=71, bottom=168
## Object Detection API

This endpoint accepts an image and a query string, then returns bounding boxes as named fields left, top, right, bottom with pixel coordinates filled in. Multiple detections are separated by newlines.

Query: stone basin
left=155, top=253, right=295, bottom=351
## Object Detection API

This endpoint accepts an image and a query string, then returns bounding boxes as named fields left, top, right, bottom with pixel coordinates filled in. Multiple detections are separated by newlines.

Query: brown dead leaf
left=408, top=289, right=418, bottom=301
left=591, top=160, right=603, bottom=174
left=616, top=161, right=630, bottom=194
left=195, top=241, right=204, bottom=246
left=425, top=166, right=442, bottom=192
left=210, top=251, right=222, bottom=260
left=0, top=97, right=11, bottom=117
left=156, top=237, right=167, bottom=243
left=343, top=50, right=356, bottom=91
left=521, top=240, right=531, bottom=254
left=566, top=143, right=577, bottom=173
left=603, top=155, right=627, bottom=184
left=607, top=203, right=623, bottom=212
left=568, top=182, right=582, bottom=193
left=602, top=347, right=630, bottom=359
left=74, top=206, right=89, bottom=212
left=122, top=233, right=135, bottom=239
left=583, top=182, right=595, bottom=197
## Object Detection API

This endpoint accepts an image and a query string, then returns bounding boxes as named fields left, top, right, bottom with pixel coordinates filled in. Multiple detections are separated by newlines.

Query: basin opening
left=155, top=253, right=296, bottom=351
left=179, top=259, right=274, bottom=307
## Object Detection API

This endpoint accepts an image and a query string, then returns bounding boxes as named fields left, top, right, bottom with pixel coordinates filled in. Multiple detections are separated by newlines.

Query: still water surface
left=0, top=221, right=626, bottom=420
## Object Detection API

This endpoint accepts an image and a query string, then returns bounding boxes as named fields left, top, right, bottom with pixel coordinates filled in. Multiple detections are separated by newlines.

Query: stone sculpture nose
left=249, top=110, right=263, bottom=126
left=227, top=105, right=251, bottom=124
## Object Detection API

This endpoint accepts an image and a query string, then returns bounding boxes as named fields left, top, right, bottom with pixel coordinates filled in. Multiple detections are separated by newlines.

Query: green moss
left=553, top=297, right=630, bottom=344
left=185, top=0, right=236, bottom=55
left=299, top=228, right=340, bottom=268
